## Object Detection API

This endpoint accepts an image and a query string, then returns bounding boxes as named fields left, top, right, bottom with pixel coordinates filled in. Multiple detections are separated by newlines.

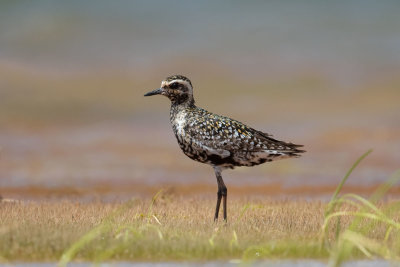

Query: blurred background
left=1, top=1, right=399, bottom=200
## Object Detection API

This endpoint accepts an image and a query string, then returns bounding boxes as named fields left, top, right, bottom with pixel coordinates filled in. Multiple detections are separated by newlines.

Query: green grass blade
left=328, top=149, right=373, bottom=209
left=58, top=198, right=137, bottom=266
left=321, top=150, right=373, bottom=249
left=370, top=169, right=400, bottom=203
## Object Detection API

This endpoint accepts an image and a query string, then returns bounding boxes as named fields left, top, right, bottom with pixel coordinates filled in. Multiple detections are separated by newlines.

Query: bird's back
left=170, top=103, right=304, bottom=169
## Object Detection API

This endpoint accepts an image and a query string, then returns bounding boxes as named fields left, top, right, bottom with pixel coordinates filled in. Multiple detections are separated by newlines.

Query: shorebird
left=144, top=75, right=305, bottom=221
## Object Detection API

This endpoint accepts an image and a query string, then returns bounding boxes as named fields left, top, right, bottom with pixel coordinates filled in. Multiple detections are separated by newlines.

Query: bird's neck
left=170, top=99, right=196, bottom=120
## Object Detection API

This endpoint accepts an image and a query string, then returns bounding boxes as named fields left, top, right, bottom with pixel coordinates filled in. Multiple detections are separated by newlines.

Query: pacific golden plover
left=144, top=75, right=305, bottom=221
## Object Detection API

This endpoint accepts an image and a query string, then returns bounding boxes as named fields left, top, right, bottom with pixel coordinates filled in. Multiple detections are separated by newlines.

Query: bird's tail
left=259, top=131, right=306, bottom=157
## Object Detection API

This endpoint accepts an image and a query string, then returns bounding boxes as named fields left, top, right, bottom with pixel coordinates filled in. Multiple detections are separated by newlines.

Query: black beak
left=144, top=88, right=163, bottom=97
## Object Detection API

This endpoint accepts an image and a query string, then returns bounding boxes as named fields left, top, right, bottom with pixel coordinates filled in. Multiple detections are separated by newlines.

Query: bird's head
left=144, top=75, right=194, bottom=105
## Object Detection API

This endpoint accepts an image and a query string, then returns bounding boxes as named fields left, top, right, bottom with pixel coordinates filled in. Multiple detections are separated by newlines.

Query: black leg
left=222, top=188, right=227, bottom=221
left=213, top=167, right=227, bottom=222
left=215, top=191, right=222, bottom=221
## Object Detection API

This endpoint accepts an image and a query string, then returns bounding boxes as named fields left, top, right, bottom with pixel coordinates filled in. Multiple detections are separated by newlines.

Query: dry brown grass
left=1, top=192, right=399, bottom=265
left=0, top=196, right=329, bottom=262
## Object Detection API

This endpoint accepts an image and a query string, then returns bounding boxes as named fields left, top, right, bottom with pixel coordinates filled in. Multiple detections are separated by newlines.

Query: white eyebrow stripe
left=167, top=80, right=191, bottom=88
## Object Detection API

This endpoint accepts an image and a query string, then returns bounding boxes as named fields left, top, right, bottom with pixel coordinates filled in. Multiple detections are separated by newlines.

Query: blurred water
left=1, top=119, right=399, bottom=200
left=0, top=1, right=399, bottom=84
left=0, top=1, right=399, bottom=199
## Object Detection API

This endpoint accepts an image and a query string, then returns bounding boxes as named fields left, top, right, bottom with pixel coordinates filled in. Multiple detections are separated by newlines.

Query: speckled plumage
left=145, top=75, right=305, bottom=221
left=170, top=104, right=304, bottom=169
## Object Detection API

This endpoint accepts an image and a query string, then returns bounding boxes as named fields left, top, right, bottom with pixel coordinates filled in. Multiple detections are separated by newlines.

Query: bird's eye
left=169, top=82, right=179, bottom=89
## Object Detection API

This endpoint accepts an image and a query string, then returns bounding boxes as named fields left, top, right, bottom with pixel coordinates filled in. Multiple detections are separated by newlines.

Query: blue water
left=0, top=1, right=399, bottom=83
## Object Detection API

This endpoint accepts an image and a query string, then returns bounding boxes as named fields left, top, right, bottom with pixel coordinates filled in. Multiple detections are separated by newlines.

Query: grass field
left=1, top=153, right=400, bottom=267
left=0, top=197, right=327, bottom=262
left=1, top=193, right=399, bottom=266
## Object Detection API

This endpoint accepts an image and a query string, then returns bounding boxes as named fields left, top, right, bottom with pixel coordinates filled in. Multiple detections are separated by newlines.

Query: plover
left=144, top=75, right=305, bottom=221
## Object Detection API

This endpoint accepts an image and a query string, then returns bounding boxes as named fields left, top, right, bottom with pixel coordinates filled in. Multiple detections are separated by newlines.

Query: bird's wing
left=185, top=111, right=304, bottom=156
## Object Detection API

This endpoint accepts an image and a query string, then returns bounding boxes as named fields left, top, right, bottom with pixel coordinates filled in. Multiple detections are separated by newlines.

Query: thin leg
left=215, top=192, right=222, bottom=221
left=222, top=189, right=227, bottom=221
left=213, top=166, right=227, bottom=222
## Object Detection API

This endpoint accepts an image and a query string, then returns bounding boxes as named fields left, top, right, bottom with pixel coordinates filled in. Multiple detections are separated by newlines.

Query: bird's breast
left=172, top=112, right=187, bottom=136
